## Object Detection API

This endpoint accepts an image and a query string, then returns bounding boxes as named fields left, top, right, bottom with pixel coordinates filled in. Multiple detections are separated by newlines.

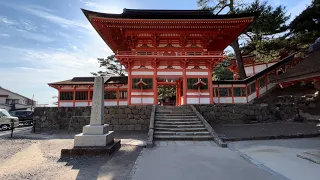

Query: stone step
left=155, top=124, right=205, bottom=128
left=155, top=118, right=200, bottom=121
left=154, top=135, right=213, bottom=140
left=155, top=121, right=201, bottom=125
left=155, top=115, right=198, bottom=118
left=155, top=131, right=210, bottom=135
left=155, top=127, right=208, bottom=132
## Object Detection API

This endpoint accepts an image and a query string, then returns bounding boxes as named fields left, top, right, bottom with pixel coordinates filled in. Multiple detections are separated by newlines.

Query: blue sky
left=0, top=0, right=312, bottom=105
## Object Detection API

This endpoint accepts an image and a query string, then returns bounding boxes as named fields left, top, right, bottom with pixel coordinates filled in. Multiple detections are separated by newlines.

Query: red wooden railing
left=117, top=51, right=224, bottom=56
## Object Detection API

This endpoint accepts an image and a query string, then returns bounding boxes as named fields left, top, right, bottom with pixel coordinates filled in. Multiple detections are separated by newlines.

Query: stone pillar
left=74, top=77, right=114, bottom=147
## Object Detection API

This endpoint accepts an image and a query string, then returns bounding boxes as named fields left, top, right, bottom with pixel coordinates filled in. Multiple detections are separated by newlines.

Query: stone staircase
left=154, top=106, right=213, bottom=140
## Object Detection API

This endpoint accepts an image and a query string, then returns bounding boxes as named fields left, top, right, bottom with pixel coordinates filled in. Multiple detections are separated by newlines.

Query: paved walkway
left=229, top=138, right=320, bottom=180
left=131, top=141, right=280, bottom=180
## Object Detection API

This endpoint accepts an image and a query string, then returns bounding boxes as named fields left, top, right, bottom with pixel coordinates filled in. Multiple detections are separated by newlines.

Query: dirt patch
left=0, top=132, right=144, bottom=180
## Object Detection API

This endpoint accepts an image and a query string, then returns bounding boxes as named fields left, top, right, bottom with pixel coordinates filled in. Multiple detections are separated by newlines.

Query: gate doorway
left=157, top=78, right=182, bottom=106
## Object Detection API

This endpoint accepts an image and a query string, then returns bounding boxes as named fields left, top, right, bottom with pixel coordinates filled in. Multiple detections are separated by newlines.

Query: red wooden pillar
left=153, top=67, right=157, bottom=105
left=116, top=86, right=120, bottom=106
left=208, top=66, right=213, bottom=104
left=87, top=87, right=90, bottom=106
left=73, top=86, right=76, bottom=107
left=128, top=69, right=132, bottom=105
left=183, top=66, right=187, bottom=105
left=256, top=80, right=260, bottom=98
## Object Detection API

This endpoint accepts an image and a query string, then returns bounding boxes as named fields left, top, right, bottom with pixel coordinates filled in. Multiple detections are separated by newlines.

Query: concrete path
left=131, top=141, right=280, bottom=180
left=229, top=138, right=320, bottom=180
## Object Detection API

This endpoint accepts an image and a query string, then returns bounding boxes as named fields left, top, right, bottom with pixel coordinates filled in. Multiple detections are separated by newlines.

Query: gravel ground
left=0, top=132, right=144, bottom=180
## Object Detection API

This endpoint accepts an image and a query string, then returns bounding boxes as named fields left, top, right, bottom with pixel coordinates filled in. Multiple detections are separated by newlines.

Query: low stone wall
left=34, top=106, right=152, bottom=132
left=194, top=104, right=298, bottom=125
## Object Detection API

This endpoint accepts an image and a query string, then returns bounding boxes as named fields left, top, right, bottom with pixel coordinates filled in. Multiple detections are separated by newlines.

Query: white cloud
left=83, top=1, right=123, bottom=13
left=0, top=33, right=10, bottom=37
left=0, top=16, right=17, bottom=25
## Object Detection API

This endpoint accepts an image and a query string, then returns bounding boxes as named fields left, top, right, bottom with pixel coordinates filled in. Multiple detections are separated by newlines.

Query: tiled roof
left=82, top=8, right=258, bottom=20
left=48, top=76, right=128, bottom=86
left=271, top=51, right=320, bottom=83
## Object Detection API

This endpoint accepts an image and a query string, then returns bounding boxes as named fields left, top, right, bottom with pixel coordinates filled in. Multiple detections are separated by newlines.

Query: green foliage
left=158, top=86, right=176, bottom=99
left=212, top=60, right=234, bottom=80
left=91, top=54, right=125, bottom=76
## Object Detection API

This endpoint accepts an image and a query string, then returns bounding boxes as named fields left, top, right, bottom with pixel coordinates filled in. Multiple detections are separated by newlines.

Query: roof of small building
left=82, top=8, right=258, bottom=20
left=48, top=76, right=128, bottom=86
left=271, top=51, right=320, bottom=83
left=0, top=86, right=35, bottom=102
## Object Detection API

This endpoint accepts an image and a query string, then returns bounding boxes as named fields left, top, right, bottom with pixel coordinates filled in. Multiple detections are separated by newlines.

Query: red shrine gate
left=81, top=9, right=255, bottom=105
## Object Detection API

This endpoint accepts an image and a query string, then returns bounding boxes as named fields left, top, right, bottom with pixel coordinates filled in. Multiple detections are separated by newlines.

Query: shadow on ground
left=58, top=145, right=143, bottom=180
left=214, top=122, right=320, bottom=141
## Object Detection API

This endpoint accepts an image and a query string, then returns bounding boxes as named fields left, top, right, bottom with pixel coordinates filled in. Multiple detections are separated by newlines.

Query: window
left=233, top=87, right=246, bottom=97
left=248, top=83, right=256, bottom=95
left=219, top=88, right=231, bottom=97
left=60, top=92, right=74, bottom=100
left=104, top=91, right=117, bottom=99
left=187, top=78, right=208, bottom=90
left=132, top=78, right=153, bottom=89
left=75, top=91, right=88, bottom=100
left=6, top=99, right=19, bottom=104
left=259, top=78, right=266, bottom=88
left=119, top=91, right=127, bottom=99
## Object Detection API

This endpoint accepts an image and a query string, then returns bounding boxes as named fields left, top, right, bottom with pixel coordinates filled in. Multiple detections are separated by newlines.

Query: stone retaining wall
left=34, top=106, right=152, bottom=132
left=193, top=104, right=298, bottom=125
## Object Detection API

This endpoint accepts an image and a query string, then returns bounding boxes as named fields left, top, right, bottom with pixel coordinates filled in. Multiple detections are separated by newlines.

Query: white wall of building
left=131, top=97, right=153, bottom=104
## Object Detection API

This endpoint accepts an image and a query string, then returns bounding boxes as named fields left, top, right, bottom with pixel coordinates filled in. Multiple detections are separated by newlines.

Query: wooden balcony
left=116, top=51, right=224, bottom=58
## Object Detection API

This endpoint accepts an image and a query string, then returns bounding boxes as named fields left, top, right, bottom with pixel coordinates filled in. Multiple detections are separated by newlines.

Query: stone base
left=61, top=139, right=121, bottom=157
left=74, top=131, right=114, bottom=147
left=83, top=124, right=109, bottom=135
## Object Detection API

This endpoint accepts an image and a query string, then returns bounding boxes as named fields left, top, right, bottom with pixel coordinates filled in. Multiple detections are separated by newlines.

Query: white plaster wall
left=187, top=92, right=210, bottom=96
left=259, top=87, right=267, bottom=95
left=186, top=72, right=208, bottom=75
left=219, top=97, right=233, bottom=103
left=234, top=97, right=247, bottom=103
left=131, top=71, right=154, bottom=75
left=187, top=98, right=198, bottom=104
left=200, top=98, right=210, bottom=104
left=267, top=83, right=276, bottom=90
left=213, top=97, right=219, bottom=103
left=157, top=71, right=183, bottom=75
left=131, top=92, right=154, bottom=95
left=119, top=101, right=128, bottom=106
left=104, top=101, right=117, bottom=106
left=267, top=62, right=276, bottom=67
left=75, top=102, right=89, bottom=107
left=131, top=98, right=153, bottom=104
left=60, top=102, right=74, bottom=107
left=245, top=66, right=253, bottom=76
left=248, top=93, right=257, bottom=102
left=255, top=64, right=267, bottom=73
